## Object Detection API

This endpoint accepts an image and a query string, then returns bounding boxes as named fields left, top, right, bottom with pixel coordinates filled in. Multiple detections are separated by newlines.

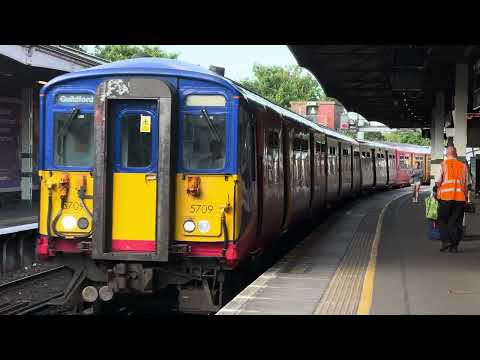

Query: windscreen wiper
left=57, top=107, right=81, bottom=156
left=201, top=108, right=221, bottom=142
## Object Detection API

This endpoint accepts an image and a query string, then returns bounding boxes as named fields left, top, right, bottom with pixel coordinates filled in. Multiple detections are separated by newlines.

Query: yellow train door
left=107, top=100, right=158, bottom=253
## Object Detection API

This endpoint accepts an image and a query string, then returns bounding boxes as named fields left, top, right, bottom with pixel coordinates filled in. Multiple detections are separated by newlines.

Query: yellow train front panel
left=39, top=170, right=94, bottom=238
left=175, top=174, right=239, bottom=243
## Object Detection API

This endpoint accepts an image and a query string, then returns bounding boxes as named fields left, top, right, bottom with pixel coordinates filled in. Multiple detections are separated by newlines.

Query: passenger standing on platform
left=435, top=145, right=471, bottom=253
left=411, top=162, right=423, bottom=203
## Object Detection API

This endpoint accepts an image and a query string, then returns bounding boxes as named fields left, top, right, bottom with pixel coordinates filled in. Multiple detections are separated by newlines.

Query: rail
left=0, top=265, right=69, bottom=315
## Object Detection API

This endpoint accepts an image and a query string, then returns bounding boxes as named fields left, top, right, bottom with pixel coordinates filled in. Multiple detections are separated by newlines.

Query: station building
left=290, top=100, right=347, bottom=129
left=0, top=46, right=105, bottom=207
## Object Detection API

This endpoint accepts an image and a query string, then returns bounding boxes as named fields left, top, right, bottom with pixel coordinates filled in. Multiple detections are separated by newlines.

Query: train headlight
left=78, top=217, right=89, bottom=230
left=198, top=220, right=211, bottom=233
left=183, top=220, right=196, bottom=233
left=61, top=215, right=76, bottom=230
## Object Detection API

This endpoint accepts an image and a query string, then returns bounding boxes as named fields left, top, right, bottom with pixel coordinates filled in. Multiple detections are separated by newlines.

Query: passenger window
left=302, top=139, right=309, bottom=153
left=121, top=113, right=152, bottom=168
left=315, top=142, right=321, bottom=153
left=267, top=130, right=280, bottom=184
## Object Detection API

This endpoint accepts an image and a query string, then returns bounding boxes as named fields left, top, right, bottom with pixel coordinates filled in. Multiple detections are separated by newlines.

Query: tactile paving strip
left=313, top=231, right=376, bottom=314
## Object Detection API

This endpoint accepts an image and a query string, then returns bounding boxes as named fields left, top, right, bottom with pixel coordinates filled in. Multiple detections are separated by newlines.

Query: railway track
left=0, top=265, right=70, bottom=315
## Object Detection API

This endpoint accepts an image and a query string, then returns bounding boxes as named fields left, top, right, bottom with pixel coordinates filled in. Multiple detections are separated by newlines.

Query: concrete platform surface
left=0, top=201, right=38, bottom=234
left=217, top=188, right=411, bottom=315
left=371, top=192, right=480, bottom=315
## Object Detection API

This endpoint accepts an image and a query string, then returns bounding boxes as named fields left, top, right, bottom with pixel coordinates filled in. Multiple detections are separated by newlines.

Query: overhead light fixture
left=1, top=73, right=13, bottom=77
left=37, top=80, right=48, bottom=85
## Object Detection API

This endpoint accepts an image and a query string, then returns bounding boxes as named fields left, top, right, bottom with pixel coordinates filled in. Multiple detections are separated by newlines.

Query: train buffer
left=217, top=188, right=480, bottom=315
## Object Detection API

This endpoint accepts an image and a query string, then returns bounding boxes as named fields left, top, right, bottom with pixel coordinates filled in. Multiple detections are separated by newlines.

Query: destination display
left=55, top=93, right=94, bottom=105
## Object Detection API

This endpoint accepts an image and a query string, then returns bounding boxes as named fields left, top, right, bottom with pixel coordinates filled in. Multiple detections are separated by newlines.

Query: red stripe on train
left=112, top=240, right=155, bottom=252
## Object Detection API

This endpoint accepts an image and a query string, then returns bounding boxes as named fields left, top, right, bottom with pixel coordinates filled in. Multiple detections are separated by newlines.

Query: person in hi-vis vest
left=434, top=145, right=472, bottom=253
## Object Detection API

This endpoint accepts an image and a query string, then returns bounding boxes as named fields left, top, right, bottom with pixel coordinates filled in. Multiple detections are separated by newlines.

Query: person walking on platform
left=411, top=161, right=424, bottom=203
left=435, top=145, right=471, bottom=253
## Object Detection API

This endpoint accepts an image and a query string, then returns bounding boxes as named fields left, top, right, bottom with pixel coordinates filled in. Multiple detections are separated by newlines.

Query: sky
left=160, top=45, right=298, bottom=81
left=85, top=45, right=298, bottom=81
left=84, top=45, right=367, bottom=122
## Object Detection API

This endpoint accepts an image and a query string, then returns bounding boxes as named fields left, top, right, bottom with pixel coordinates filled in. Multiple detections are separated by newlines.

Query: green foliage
left=93, top=45, right=179, bottom=62
left=384, top=130, right=431, bottom=146
left=240, top=64, right=327, bottom=108
left=364, top=132, right=385, bottom=141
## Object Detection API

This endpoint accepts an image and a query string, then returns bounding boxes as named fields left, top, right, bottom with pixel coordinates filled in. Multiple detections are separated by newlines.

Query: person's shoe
left=440, top=243, right=453, bottom=252
left=449, top=245, right=458, bottom=253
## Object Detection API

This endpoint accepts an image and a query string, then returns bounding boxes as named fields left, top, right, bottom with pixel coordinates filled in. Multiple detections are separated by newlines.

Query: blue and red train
left=36, top=58, right=430, bottom=313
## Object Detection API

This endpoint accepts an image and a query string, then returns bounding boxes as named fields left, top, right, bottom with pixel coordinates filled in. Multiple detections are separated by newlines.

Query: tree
left=364, top=132, right=385, bottom=141
left=93, top=45, right=179, bottom=62
left=384, top=130, right=431, bottom=146
left=240, top=64, right=327, bottom=108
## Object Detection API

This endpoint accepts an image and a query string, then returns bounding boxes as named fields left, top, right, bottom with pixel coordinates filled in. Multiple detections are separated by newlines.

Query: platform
left=0, top=202, right=38, bottom=236
left=217, top=187, right=480, bottom=315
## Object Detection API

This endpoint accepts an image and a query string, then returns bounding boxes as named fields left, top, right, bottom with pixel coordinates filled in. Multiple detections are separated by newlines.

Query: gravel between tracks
left=0, top=262, right=73, bottom=313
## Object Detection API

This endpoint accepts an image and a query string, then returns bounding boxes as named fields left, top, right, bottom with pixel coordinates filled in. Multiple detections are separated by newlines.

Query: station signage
left=55, top=93, right=95, bottom=105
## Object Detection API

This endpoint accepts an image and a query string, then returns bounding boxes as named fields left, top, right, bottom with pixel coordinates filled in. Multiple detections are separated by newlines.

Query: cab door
left=108, top=100, right=158, bottom=253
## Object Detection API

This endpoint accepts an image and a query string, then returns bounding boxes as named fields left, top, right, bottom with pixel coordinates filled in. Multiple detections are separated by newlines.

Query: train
left=35, top=58, right=431, bottom=313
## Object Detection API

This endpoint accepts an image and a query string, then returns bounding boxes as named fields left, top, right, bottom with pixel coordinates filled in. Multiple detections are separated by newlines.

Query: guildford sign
left=55, top=93, right=94, bottom=105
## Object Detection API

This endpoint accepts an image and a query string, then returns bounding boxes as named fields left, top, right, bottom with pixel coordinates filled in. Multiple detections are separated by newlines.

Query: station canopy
left=289, top=45, right=480, bottom=129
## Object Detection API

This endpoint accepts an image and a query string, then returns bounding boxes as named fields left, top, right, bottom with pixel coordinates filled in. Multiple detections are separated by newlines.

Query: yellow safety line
left=356, top=193, right=409, bottom=315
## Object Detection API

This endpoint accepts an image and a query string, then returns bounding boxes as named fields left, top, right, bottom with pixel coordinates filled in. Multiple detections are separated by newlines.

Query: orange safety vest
left=438, top=159, right=467, bottom=201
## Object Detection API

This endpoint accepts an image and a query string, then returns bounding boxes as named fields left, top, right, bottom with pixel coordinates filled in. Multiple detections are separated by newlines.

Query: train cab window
left=120, top=113, right=152, bottom=168
left=354, top=151, right=360, bottom=157
left=54, top=112, right=94, bottom=167
left=185, top=95, right=226, bottom=107
left=183, top=114, right=226, bottom=170
left=361, top=152, right=366, bottom=158
left=329, top=146, right=336, bottom=156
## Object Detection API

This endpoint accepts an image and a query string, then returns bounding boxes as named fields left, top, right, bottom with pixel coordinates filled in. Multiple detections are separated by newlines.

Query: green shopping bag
left=425, top=194, right=439, bottom=220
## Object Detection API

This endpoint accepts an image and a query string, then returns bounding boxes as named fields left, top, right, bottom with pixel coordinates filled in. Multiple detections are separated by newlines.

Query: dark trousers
left=437, top=200, right=465, bottom=247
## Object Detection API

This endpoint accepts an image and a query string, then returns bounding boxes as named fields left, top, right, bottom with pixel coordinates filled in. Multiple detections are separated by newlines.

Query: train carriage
left=36, top=58, right=429, bottom=313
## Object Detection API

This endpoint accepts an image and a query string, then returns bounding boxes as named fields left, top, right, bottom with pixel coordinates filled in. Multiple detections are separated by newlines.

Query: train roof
left=358, top=140, right=396, bottom=150
left=382, top=142, right=431, bottom=154
left=231, top=81, right=357, bottom=143
left=42, top=57, right=358, bottom=144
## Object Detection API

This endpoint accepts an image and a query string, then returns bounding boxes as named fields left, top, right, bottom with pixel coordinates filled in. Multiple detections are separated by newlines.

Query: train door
left=92, top=78, right=173, bottom=261
left=107, top=100, right=158, bottom=253
left=371, top=148, right=377, bottom=187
